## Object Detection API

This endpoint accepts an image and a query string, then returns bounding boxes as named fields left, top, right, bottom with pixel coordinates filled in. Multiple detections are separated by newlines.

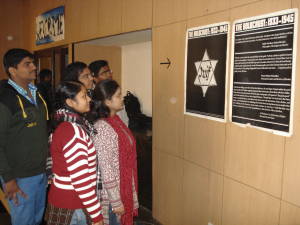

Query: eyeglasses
left=80, top=73, right=93, bottom=79
left=99, top=69, right=113, bottom=76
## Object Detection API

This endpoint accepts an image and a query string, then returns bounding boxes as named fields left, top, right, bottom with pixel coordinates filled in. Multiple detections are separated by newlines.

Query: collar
left=8, top=79, right=37, bottom=94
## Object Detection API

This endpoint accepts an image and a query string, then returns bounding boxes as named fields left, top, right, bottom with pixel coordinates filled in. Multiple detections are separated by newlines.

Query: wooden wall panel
left=222, top=178, right=281, bottom=225
left=74, top=44, right=122, bottom=85
left=152, top=22, right=186, bottom=157
left=30, top=0, right=61, bottom=12
left=98, top=0, right=122, bottom=37
left=230, top=0, right=262, bottom=8
left=152, top=149, right=160, bottom=220
left=282, top=95, right=300, bottom=205
left=67, top=0, right=99, bottom=42
left=122, top=0, right=152, bottom=32
left=153, top=0, right=187, bottom=27
left=155, top=151, right=184, bottom=225
left=188, top=10, right=230, bottom=28
left=187, top=0, right=230, bottom=19
left=230, top=0, right=291, bottom=21
left=0, top=0, right=24, bottom=79
left=183, top=162, right=223, bottom=225
left=21, top=0, right=31, bottom=50
left=279, top=201, right=300, bottom=225
left=292, top=0, right=300, bottom=8
left=184, top=117, right=226, bottom=174
left=225, top=124, right=285, bottom=197
left=282, top=3, right=300, bottom=205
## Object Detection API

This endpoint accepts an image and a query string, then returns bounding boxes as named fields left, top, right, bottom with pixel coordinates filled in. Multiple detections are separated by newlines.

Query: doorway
left=34, top=45, right=69, bottom=87
left=74, top=30, right=153, bottom=211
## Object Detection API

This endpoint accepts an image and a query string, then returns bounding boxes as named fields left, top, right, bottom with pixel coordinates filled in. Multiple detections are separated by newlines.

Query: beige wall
left=12, top=0, right=300, bottom=224
left=121, top=41, right=152, bottom=116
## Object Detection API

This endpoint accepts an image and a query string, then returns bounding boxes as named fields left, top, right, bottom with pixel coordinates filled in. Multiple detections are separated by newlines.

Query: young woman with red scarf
left=46, top=81, right=103, bottom=225
left=91, top=80, right=138, bottom=225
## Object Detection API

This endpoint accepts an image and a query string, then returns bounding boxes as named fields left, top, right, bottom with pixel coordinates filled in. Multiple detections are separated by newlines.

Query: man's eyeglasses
left=80, top=73, right=93, bottom=79
left=99, top=69, right=112, bottom=76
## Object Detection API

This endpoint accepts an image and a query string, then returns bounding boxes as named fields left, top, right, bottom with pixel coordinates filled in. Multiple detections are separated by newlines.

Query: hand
left=4, top=179, right=28, bottom=205
left=92, top=221, right=103, bottom=225
left=113, top=205, right=125, bottom=215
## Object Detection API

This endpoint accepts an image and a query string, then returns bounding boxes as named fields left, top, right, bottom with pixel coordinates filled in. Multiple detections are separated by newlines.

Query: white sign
left=36, top=6, right=65, bottom=45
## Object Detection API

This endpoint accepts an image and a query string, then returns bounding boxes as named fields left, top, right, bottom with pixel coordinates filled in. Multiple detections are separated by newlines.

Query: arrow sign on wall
left=160, top=57, right=171, bottom=69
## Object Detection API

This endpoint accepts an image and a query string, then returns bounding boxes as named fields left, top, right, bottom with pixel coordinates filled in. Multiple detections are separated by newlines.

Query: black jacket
left=0, top=81, right=48, bottom=182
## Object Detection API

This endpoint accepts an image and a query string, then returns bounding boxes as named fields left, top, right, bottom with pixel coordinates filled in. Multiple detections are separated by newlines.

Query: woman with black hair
left=91, top=80, right=139, bottom=225
left=45, top=81, right=103, bottom=225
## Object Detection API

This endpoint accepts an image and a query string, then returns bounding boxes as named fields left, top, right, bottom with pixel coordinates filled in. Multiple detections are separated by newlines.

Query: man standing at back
left=0, top=48, right=48, bottom=225
left=88, top=60, right=113, bottom=85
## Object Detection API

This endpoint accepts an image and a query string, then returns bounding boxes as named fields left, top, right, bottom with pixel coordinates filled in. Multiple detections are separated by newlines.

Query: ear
left=104, top=99, right=112, bottom=107
left=8, top=67, right=17, bottom=77
left=66, top=98, right=75, bottom=108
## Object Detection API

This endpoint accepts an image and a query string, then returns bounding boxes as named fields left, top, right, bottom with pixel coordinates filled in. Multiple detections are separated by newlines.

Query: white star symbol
left=194, top=49, right=218, bottom=97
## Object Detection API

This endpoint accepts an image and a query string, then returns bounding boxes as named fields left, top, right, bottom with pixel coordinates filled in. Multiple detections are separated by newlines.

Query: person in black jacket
left=0, top=48, right=49, bottom=225
left=37, top=69, right=53, bottom=114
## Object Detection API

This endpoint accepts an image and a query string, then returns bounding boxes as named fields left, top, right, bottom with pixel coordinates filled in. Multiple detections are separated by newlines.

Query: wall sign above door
left=36, top=6, right=65, bottom=45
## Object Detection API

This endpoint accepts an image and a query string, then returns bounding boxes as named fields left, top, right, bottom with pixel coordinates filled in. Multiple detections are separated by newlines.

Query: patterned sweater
left=93, top=120, right=138, bottom=225
left=48, top=122, right=103, bottom=223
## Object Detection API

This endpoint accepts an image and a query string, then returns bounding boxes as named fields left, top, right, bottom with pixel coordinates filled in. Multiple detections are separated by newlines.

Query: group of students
left=0, top=48, right=138, bottom=225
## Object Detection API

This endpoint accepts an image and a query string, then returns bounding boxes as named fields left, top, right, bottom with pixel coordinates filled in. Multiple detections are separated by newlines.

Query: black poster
left=231, top=9, right=298, bottom=136
left=185, top=22, right=229, bottom=121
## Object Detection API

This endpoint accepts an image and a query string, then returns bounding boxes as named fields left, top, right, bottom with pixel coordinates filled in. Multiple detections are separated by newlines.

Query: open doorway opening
left=34, top=46, right=69, bottom=117
left=74, top=30, right=153, bottom=213
left=34, top=45, right=69, bottom=87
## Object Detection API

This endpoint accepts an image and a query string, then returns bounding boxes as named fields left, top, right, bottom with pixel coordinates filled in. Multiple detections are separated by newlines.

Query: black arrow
left=160, top=57, right=171, bottom=69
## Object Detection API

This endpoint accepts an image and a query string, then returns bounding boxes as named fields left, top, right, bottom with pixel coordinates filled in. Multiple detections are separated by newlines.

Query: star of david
left=194, top=49, right=218, bottom=97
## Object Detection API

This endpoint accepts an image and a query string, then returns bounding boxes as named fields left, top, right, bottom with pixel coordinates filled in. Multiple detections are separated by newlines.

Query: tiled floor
left=135, top=206, right=162, bottom=225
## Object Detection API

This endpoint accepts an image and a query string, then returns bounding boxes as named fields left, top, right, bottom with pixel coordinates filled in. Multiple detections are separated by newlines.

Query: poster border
left=229, top=8, right=298, bottom=137
left=184, top=21, right=230, bottom=123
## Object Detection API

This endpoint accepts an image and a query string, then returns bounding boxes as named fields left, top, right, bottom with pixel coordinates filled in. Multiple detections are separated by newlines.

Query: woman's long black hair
left=89, top=79, right=120, bottom=122
left=51, top=81, right=84, bottom=131
left=54, top=81, right=83, bottom=110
